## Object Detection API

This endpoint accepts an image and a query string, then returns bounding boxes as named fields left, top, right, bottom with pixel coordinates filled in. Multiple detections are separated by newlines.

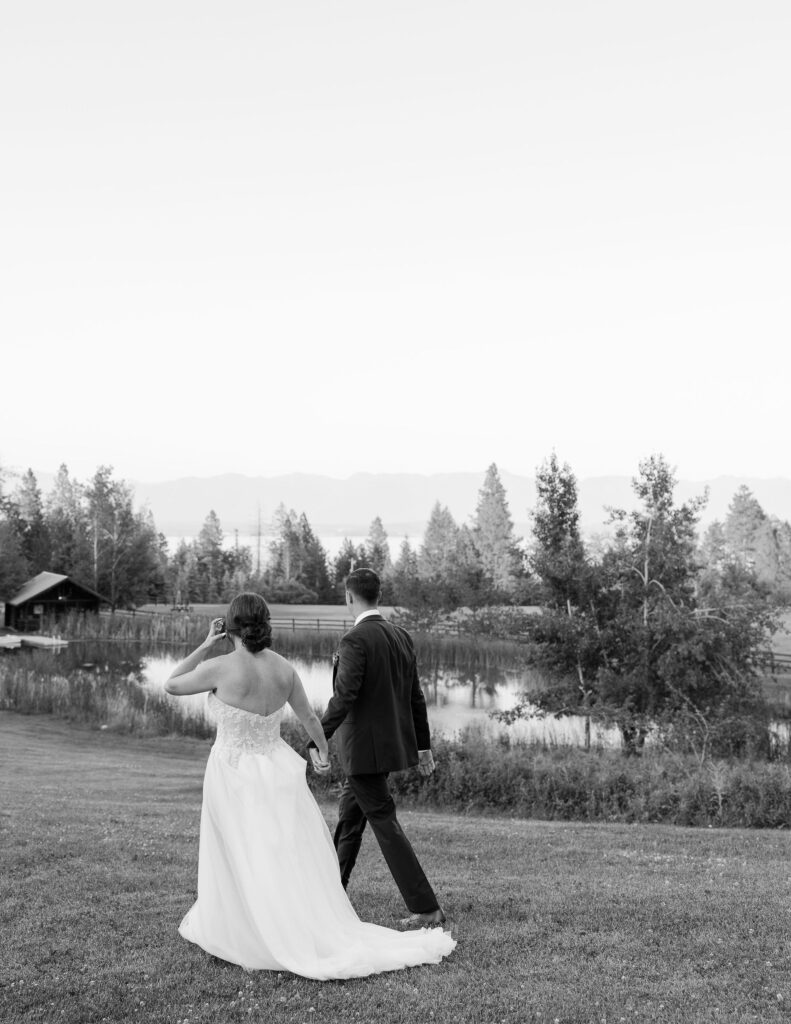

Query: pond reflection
left=135, top=647, right=622, bottom=746
left=30, top=640, right=623, bottom=746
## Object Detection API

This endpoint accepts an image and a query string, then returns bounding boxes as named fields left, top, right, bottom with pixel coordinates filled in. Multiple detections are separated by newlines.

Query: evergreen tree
left=13, top=469, right=51, bottom=573
left=418, top=502, right=459, bottom=581
left=472, top=463, right=521, bottom=598
left=709, top=487, right=791, bottom=596
left=530, top=452, right=586, bottom=608
left=194, top=510, right=225, bottom=602
left=392, top=537, right=421, bottom=606
left=44, top=464, right=92, bottom=584
left=0, top=520, right=29, bottom=599
left=363, top=517, right=393, bottom=577
left=297, top=513, right=331, bottom=600
left=332, top=538, right=366, bottom=600
left=415, top=504, right=490, bottom=609
left=451, top=524, right=488, bottom=607
left=724, top=485, right=767, bottom=568
left=699, top=520, right=728, bottom=573
left=265, top=506, right=330, bottom=601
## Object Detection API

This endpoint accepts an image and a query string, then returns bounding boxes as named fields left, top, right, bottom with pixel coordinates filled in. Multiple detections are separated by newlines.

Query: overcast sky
left=1, top=0, right=789, bottom=487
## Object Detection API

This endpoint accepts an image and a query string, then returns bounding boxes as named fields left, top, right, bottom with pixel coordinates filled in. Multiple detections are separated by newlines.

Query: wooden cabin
left=4, top=572, right=108, bottom=631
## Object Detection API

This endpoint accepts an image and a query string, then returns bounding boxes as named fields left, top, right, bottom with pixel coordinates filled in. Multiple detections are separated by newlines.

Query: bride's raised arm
left=165, top=618, right=228, bottom=696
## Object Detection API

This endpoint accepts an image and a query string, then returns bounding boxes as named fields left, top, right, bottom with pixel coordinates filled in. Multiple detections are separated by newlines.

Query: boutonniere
left=332, top=651, right=340, bottom=668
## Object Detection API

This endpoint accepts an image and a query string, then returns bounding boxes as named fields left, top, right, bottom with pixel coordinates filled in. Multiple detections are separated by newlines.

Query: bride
left=164, top=592, right=456, bottom=980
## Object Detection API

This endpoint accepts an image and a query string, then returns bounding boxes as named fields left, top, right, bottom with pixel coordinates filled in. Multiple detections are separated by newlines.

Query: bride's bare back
left=211, top=647, right=317, bottom=727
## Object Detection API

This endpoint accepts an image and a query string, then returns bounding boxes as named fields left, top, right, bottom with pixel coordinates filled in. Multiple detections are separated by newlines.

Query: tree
left=507, top=454, right=777, bottom=757
left=297, top=513, right=332, bottom=601
left=418, top=503, right=459, bottom=581
left=530, top=452, right=587, bottom=608
left=44, top=464, right=93, bottom=584
left=168, top=539, right=199, bottom=607
left=472, top=463, right=522, bottom=599
left=362, top=516, right=395, bottom=602
left=13, top=469, right=51, bottom=574
left=265, top=506, right=330, bottom=602
left=451, top=524, right=488, bottom=607
left=392, top=537, right=421, bottom=606
left=774, top=519, right=791, bottom=602
left=699, top=520, right=728, bottom=576
left=412, top=504, right=491, bottom=610
left=0, top=464, right=39, bottom=598
left=218, top=543, right=253, bottom=601
left=702, top=488, right=791, bottom=600
left=193, top=510, right=225, bottom=602
left=0, top=520, right=29, bottom=599
left=268, top=505, right=301, bottom=584
left=363, top=517, right=393, bottom=577
left=85, top=466, right=162, bottom=609
left=332, top=538, right=366, bottom=601
left=724, top=486, right=767, bottom=569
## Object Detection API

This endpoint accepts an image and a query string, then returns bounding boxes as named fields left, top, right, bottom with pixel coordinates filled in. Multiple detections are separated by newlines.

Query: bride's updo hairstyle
left=225, top=592, right=273, bottom=653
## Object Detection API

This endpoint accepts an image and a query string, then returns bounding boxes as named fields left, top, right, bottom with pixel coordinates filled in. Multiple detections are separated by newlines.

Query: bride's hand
left=203, top=618, right=227, bottom=647
left=309, top=748, right=331, bottom=775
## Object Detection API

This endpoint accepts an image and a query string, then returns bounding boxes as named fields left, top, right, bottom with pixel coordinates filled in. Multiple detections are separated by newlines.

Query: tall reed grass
left=0, top=659, right=214, bottom=739
left=44, top=610, right=534, bottom=671
left=43, top=610, right=207, bottom=646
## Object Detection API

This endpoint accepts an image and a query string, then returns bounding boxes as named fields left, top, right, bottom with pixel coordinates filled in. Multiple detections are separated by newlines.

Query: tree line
left=1, top=458, right=790, bottom=618
left=0, top=462, right=531, bottom=609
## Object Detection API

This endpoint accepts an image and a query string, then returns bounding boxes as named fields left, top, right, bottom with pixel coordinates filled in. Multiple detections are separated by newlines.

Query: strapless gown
left=178, top=693, right=456, bottom=979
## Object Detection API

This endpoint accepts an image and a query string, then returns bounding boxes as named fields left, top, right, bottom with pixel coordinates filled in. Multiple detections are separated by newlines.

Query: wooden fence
left=270, top=616, right=353, bottom=633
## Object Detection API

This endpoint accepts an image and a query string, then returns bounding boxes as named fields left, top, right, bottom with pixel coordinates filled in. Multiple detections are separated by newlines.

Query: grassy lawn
left=2, top=715, right=791, bottom=1024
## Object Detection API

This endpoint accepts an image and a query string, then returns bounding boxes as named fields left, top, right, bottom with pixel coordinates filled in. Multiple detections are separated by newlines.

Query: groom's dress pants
left=333, top=773, right=439, bottom=914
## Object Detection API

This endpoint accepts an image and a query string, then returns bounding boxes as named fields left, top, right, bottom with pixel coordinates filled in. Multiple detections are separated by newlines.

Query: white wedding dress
left=178, top=693, right=456, bottom=979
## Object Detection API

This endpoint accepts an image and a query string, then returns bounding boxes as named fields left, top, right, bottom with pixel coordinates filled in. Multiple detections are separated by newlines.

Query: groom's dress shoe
left=399, top=909, right=446, bottom=929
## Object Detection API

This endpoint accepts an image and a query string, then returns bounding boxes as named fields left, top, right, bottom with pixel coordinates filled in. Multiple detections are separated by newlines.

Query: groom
left=309, top=567, right=446, bottom=928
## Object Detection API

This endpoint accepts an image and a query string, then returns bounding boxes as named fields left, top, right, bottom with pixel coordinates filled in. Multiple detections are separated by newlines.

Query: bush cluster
left=261, top=718, right=791, bottom=829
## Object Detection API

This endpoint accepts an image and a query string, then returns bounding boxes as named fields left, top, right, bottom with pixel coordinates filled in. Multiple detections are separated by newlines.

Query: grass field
left=2, top=715, right=791, bottom=1024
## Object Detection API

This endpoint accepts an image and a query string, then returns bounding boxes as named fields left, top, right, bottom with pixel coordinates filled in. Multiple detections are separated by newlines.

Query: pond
left=43, top=640, right=623, bottom=747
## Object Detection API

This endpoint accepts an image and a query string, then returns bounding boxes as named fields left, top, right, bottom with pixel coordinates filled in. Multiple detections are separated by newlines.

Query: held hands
left=309, top=748, right=332, bottom=775
left=417, top=749, right=435, bottom=777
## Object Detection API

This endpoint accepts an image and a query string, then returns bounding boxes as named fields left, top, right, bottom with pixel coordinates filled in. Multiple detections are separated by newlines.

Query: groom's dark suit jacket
left=320, top=614, right=431, bottom=776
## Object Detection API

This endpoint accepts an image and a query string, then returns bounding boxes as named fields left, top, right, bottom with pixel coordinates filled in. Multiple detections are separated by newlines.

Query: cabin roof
left=7, top=571, right=107, bottom=606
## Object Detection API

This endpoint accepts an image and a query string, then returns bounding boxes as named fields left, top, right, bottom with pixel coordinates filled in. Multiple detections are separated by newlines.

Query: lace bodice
left=208, top=692, right=285, bottom=767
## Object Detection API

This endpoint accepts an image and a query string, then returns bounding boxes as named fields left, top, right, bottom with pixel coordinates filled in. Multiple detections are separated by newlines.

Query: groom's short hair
left=346, top=567, right=380, bottom=604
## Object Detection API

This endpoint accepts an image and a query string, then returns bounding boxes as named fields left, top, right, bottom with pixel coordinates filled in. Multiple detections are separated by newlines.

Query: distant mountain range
left=113, top=471, right=791, bottom=540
